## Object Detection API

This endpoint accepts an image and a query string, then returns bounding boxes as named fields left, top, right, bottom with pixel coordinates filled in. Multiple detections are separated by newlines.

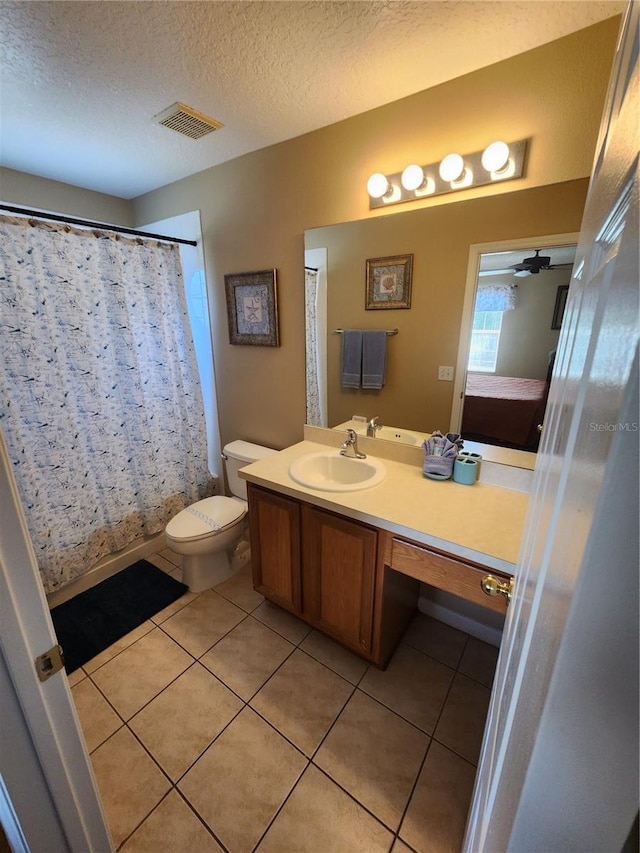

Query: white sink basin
left=288, top=451, right=386, bottom=492
left=332, top=421, right=427, bottom=447
left=376, top=427, right=421, bottom=445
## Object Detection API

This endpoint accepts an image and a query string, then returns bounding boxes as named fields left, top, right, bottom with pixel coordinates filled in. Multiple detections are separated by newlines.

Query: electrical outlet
left=438, top=365, right=454, bottom=381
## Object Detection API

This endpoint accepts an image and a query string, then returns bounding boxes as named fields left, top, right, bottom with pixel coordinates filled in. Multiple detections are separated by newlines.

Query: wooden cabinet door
left=248, top=484, right=302, bottom=615
left=301, top=505, right=377, bottom=655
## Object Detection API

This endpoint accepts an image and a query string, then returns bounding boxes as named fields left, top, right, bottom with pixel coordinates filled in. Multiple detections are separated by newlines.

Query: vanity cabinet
left=301, top=504, right=377, bottom=656
left=248, top=483, right=416, bottom=666
left=248, top=482, right=511, bottom=666
left=248, top=485, right=302, bottom=615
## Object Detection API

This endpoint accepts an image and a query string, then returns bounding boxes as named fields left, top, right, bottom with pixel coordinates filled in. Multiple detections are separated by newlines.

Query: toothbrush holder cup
left=453, top=457, right=478, bottom=485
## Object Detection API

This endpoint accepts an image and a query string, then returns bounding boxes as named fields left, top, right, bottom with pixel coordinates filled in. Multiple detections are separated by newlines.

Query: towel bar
left=333, top=328, right=398, bottom=336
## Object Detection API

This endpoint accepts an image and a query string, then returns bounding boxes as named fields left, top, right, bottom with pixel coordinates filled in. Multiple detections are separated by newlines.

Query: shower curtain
left=0, top=215, right=211, bottom=593
left=305, top=266, right=322, bottom=426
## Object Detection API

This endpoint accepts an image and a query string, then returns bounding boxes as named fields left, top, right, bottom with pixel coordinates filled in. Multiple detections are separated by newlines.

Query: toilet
left=165, top=440, right=276, bottom=592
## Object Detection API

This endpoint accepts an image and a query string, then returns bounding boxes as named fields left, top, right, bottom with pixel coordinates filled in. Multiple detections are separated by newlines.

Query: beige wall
left=1, top=18, right=619, bottom=450
left=0, top=166, right=134, bottom=226
left=496, top=266, right=571, bottom=380
left=306, top=180, right=587, bottom=432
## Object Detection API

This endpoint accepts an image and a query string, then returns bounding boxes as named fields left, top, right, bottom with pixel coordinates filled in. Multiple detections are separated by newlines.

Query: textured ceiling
left=0, top=0, right=625, bottom=199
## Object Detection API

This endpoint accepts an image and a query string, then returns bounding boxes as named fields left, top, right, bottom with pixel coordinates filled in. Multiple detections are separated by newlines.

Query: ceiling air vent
left=153, top=102, right=223, bottom=140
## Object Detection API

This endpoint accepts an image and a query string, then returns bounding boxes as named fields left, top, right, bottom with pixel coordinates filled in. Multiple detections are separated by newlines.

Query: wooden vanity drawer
left=388, top=537, right=512, bottom=613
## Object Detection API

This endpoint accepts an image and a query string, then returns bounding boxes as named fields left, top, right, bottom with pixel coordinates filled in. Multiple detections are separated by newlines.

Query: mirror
left=304, top=182, right=583, bottom=460
left=458, top=244, right=575, bottom=452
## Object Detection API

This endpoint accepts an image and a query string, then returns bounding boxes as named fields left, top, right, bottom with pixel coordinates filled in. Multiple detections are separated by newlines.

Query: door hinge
left=35, top=644, right=65, bottom=682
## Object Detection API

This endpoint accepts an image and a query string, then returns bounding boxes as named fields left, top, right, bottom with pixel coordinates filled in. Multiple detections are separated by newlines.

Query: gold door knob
left=481, top=575, right=514, bottom=605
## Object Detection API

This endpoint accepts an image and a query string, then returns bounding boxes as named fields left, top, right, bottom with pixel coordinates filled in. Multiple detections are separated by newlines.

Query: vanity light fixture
left=366, top=172, right=402, bottom=203
left=401, top=165, right=436, bottom=196
left=481, top=140, right=510, bottom=173
left=366, top=172, right=391, bottom=198
left=401, top=164, right=426, bottom=191
left=367, top=139, right=527, bottom=209
left=438, top=153, right=465, bottom=183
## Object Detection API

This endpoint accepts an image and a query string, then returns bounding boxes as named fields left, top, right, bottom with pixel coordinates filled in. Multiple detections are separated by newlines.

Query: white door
left=465, top=3, right=639, bottom=850
left=0, top=430, right=113, bottom=851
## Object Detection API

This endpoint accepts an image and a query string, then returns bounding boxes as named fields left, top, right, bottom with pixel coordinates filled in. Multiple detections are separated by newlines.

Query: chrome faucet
left=367, top=416, right=382, bottom=438
left=340, top=428, right=367, bottom=459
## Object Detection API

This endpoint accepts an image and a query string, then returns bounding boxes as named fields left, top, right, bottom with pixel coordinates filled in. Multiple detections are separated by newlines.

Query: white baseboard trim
left=46, top=533, right=165, bottom=608
left=418, top=595, right=503, bottom=648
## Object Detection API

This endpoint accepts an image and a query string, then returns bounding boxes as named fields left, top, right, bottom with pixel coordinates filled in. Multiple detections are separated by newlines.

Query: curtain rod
left=0, top=203, right=198, bottom=247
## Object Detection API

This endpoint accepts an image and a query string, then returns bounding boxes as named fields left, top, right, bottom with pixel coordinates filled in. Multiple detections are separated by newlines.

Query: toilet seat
left=166, top=496, right=246, bottom=543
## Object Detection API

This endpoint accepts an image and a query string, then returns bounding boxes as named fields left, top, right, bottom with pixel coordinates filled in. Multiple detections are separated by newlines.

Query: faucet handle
left=340, top=428, right=366, bottom=458
left=341, top=428, right=356, bottom=448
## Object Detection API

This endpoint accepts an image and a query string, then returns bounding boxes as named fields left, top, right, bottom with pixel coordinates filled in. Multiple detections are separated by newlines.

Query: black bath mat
left=50, top=560, right=187, bottom=674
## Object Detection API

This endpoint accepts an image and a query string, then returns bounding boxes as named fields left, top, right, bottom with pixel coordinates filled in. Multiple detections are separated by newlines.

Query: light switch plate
left=438, top=366, right=454, bottom=381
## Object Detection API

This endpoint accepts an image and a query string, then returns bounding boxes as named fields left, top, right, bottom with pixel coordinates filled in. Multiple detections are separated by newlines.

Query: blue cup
left=458, top=451, right=482, bottom=476
left=453, top=457, right=478, bottom=485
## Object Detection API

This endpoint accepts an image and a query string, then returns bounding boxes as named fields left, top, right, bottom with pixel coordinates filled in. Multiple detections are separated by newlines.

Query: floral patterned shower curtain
left=0, top=215, right=212, bottom=593
left=305, top=266, right=322, bottom=426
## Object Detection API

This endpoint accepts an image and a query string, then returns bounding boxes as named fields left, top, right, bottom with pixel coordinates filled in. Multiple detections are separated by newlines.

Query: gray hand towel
left=362, top=330, right=387, bottom=389
left=341, top=330, right=362, bottom=388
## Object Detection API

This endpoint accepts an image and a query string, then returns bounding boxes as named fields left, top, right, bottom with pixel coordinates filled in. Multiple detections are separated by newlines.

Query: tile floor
left=67, top=549, right=499, bottom=853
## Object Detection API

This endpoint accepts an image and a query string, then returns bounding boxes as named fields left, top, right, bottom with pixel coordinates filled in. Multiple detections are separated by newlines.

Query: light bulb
left=415, top=175, right=435, bottom=196
left=482, top=141, right=510, bottom=173
left=367, top=172, right=391, bottom=199
left=401, top=164, right=425, bottom=191
left=439, top=153, right=464, bottom=183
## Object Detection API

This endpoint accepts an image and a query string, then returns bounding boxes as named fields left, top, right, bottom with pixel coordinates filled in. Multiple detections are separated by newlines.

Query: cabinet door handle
left=481, top=575, right=514, bottom=605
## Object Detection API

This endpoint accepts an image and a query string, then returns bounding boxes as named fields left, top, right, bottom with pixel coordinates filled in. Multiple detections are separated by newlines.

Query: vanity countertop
left=239, top=439, right=529, bottom=574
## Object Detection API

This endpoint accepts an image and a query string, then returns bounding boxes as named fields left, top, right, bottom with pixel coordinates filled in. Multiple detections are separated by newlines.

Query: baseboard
left=46, top=533, right=165, bottom=608
left=418, top=595, right=504, bottom=648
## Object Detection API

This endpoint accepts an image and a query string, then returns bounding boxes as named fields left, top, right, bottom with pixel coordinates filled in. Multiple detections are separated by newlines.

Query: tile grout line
left=308, top=686, right=431, bottom=842
left=246, top=649, right=428, bottom=844
left=371, top=631, right=470, bottom=848
left=246, top=645, right=365, bottom=851
left=89, top=625, right=481, bottom=851
left=115, top=788, right=174, bottom=852
left=392, top=630, right=490, bottom=848
left=248, top=757, right=310, bottom=853
left=173, top=786, right=231, bottom=853
left=87, top=643, right=199, bottom=729
left=72, top=564, right=497, bottom=853
left=393, top=734, right=437, bottom=849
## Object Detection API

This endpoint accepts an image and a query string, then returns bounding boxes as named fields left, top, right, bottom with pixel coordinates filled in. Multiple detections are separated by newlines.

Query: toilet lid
left=166, top=496, right=246, bottom=541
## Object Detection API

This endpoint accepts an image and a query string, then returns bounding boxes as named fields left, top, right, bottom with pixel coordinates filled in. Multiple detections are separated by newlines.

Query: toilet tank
left=223, top=440, right=277, bottom=500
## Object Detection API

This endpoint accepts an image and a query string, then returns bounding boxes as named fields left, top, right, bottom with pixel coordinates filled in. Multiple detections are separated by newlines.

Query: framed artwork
left=224, top=269, right=279, bottom=346
left=551, top=284, right=569, bottom=330
left=365, top=254, right=413, bottom=310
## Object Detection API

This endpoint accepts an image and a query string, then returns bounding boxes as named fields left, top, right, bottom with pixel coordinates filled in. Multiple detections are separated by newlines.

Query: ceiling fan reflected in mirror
left=512, top=249, right=552, bottom=276
left=478, top=248, right=575, bottom=278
